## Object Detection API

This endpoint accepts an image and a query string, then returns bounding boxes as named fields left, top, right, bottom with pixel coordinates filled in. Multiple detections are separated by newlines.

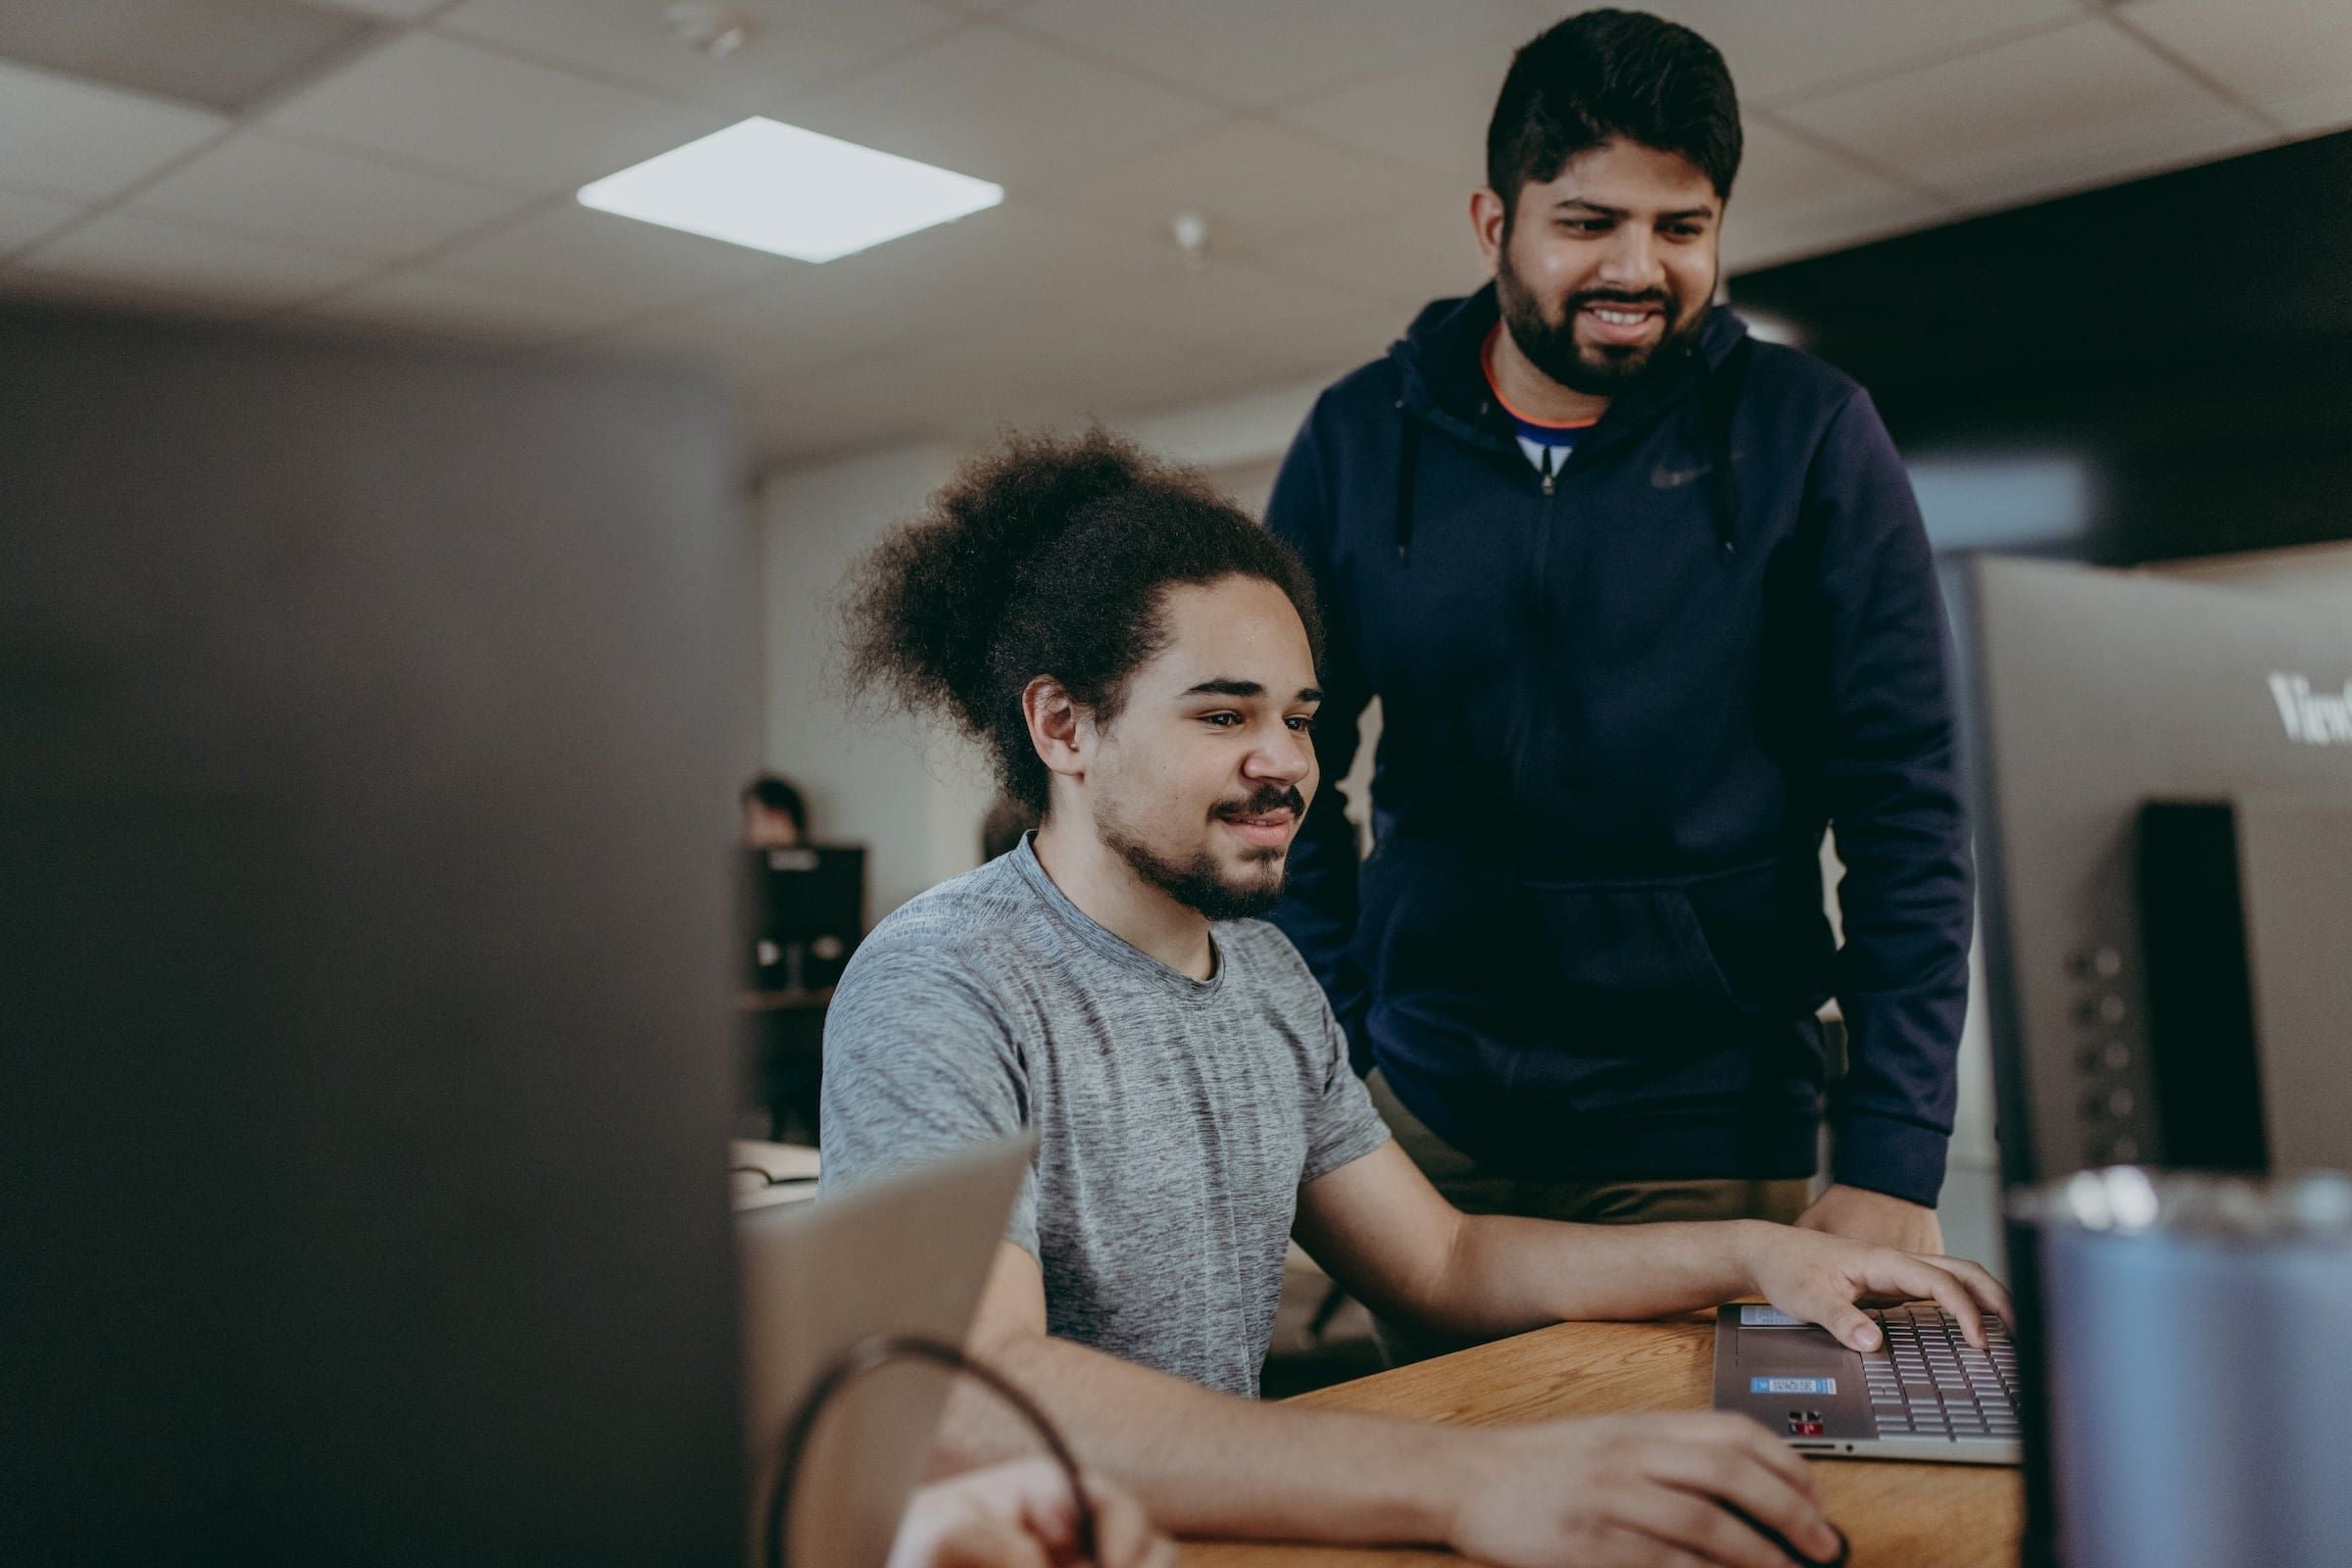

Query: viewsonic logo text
left=2270, top=672, right=2352, bottom=746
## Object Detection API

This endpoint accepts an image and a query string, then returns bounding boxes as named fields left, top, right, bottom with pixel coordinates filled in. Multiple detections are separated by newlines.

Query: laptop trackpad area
left=1721, top=1308, right=1873, bottom=1440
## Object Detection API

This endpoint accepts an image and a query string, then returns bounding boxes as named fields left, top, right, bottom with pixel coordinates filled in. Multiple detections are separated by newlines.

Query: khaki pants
left=1365, top=1069, right=1815, bottom=1365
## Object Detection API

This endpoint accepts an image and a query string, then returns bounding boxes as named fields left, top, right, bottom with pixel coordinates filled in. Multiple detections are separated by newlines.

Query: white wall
left=758, top=444, right=1000, bottom=919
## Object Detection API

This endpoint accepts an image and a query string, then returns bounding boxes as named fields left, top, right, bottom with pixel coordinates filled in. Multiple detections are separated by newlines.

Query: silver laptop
left=737, top=1135, right=1035, bottom=1566
left=1712, top=1302, right=2022, bottom=1464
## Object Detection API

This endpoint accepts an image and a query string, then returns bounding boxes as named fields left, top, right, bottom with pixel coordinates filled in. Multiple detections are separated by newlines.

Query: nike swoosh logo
left=1651, top=461, right=1715, bottom=489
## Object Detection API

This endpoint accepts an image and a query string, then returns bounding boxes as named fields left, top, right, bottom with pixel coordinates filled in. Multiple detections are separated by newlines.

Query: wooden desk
left=1180, top=1318, right=2019, bottom=1566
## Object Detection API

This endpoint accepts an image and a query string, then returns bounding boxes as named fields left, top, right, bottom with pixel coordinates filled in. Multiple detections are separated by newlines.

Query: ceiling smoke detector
left=664, top=3, right=757, bottom=61
left=1171, top=210, right=1210, bottom=270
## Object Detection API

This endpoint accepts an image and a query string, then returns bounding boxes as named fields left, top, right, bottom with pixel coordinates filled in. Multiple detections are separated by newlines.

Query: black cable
left=763, top=1333, right=1099, bottom=1568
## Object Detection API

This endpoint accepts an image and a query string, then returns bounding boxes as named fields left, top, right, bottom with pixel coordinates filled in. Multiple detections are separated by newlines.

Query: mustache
left=1211, top=785, right=1306, bottom=821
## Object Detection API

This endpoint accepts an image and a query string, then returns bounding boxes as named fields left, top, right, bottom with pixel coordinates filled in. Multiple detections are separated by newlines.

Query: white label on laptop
left=1740, top=1305, right=1808, bottom=1327
left=1751, top=1377, right=1838, bottom=1396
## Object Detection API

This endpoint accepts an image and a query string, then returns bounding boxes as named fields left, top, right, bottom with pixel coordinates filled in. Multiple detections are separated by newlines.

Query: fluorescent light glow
left=577, top=118, right=1002, bottom=263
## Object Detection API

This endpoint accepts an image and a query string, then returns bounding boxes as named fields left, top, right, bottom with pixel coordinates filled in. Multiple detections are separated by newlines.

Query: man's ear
left=1022, top=676, right=1089, bottom=786
left=1471, top=187, right=1506, bottom=278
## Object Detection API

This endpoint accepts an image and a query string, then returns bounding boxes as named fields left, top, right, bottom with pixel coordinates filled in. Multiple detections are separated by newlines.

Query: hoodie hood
left=1383, top=283, right=1756, bottom=558
left=1390, top=282, right=1751, bottom=448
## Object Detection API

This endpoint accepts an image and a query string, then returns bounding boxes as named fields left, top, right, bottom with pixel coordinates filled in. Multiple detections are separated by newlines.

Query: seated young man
left=820, top=431, right=2008, bottom=1568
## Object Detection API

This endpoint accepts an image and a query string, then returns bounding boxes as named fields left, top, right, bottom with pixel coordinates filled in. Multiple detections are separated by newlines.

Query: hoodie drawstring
left=1701, top=336, right=1753, bottom=555
left=1393, top=399, right=1420, bottom=564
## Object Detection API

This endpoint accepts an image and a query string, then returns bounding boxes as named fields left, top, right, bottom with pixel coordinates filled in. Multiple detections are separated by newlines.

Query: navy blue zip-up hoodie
left=1265, top=285, right=1973, bottom=1206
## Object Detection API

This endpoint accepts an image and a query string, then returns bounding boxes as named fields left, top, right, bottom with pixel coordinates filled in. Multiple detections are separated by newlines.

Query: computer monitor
left=1956, top=553, right=2352, bottom=1567
left=1, top=305, right=748, bottom=1563
left=1959, top=554, right=2352, bottom=1190
left=745, top=845, right=866, bottom=991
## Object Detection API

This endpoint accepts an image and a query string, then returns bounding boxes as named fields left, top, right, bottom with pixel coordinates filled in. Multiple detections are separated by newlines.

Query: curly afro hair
left=839, top=427, right=1324, bottom=816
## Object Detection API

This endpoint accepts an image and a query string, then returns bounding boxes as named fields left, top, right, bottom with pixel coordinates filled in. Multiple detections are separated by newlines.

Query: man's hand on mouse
left=1734, top=1220, right=2015, bottom=1351
left=1444, top=1411, right=1844, bottom=1568
left=887, top=1459, right=1173, bottom=1568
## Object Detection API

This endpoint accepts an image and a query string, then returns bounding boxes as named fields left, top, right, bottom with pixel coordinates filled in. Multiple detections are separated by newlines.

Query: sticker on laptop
left=1750, top=1377, right=1838, bottom=1396
left=1740, top=1306, right=1809, bottom=1327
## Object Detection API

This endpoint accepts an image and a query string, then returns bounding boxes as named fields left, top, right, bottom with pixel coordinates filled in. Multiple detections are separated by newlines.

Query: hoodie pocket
left=1357, top=847, right=1808, bottom=1058
left=1521, top=877, right=1744, bottom=1045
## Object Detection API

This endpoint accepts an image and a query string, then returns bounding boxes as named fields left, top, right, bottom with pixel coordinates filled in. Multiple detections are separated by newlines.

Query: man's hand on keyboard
left=1791, top=1183, right=1943, bottom=1255
left=1732, top=1224, right=2015, bottom=1352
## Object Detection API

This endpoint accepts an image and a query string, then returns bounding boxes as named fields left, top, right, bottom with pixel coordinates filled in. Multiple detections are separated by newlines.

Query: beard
left=1494, top=236, right=1707, bottom=396
left=1098, top=784, right=1301, bottom=922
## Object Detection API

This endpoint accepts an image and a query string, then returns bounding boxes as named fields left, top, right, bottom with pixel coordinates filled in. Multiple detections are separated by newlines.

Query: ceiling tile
left=1261, top=185, right=1488, bottom=319
left=1594, top=0, right=2082, bottom=106
left=0, top=59, right=226, bottom=203
left=736, top=273, right=1377, bottom=466
left=1012, top=0, right=1528, bottom=108
left=1054, top=257, right=1369, bottom=368
left=803, top=199, right=1181, bottom=340
left=1054, top=122, right=1424, bottom=253
left=0, top=261, right=264, bottom=319
left=436, top=0, right=963, bottom=109
left=1778, top=19, right=2265, bottom=204
left=0, top=0, right=377, bottom=116
left=1735, top=117, right=1923, bottom=212
left=581, top=290, right=853, bottom=384
left=1279, top=42, right=1513, bottom=185
left=1722, top=183, right=1952, bottom=272
left=665, top=245, right=955, bottom=357
left=785, top=24, right=1222, bottom=189
left=2120, top=0, right=2352, bottom=135
left=430, top=201, right=785, bottom=317
left=304, top=0, right=444, bottom=18
left=126, top=131, right=528, bottom=263
left=260, top=29, right=731, bottom=193
left=1945, top=100, right=2275, bottom=213
left=1151, top=300, right=1404, bottom=395
left=621, top=198, right=1178, bottom=365
left=18, top=210, right=378, bottom=308
left=1716, top=117, right=1953, bottom=269
left=0, top=187, right=85, bottom=255
left=297, top=268, right=618, bottom=341
left=2267, top=83, right=2352, bottom=140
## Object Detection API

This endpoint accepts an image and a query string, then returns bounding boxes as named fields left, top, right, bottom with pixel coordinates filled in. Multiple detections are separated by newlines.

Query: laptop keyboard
left=1861, top=1304, right=2021, bottom=1446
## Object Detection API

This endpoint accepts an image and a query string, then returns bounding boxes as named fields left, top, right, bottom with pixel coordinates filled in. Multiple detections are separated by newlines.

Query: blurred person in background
left=743, top=772, right=809, bottom=850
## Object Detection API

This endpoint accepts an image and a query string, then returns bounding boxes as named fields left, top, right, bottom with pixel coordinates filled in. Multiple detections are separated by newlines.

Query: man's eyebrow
left=1551, top=198, right=1717, bottom=221
left=1181, top=678, right=1325, bottom=704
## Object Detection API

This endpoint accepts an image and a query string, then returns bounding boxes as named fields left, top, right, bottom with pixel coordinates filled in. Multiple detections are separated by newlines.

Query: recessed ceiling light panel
left=577, top=117, right=1002, bottom=264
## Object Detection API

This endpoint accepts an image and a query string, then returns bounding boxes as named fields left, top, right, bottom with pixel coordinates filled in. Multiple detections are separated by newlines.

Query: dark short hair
left=840, top=428, right=1323, bottom=817
left=1487, top=8, right=1742, bottom=219
left=741, top=772, right=807, bottom=836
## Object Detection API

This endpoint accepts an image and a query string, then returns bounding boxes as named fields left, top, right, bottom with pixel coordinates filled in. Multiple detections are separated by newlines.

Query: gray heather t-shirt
left=818, top=837, right=1390, bottom=1397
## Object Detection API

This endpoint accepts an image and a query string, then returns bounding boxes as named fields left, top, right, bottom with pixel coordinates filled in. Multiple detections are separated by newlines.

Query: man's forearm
left=1418, top=1215, right=1761, bottom=1340
left=936, top=1330, right=1481, bottom=1544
